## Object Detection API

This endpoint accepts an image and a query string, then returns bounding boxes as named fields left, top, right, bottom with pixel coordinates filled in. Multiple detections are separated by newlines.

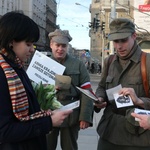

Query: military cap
left=48, top=29, right=72, bottom=44
left=108, top=18, right=135, bottom=41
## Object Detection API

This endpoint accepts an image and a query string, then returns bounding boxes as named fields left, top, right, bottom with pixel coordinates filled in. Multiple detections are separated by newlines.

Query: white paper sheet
left=27, top=50, right=66, bottom=84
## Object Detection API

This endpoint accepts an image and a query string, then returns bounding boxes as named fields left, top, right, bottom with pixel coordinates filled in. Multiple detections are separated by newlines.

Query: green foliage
left=32, top=81, right=63, bottom=110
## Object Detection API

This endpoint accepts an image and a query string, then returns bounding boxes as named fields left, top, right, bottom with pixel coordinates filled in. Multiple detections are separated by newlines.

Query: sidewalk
left=56, top=112, right=102, bottom=150
left=77, top=112, right=102, bottom=150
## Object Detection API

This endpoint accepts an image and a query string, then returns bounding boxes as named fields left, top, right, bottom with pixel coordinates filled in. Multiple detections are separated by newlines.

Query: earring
left=9, top=44, right=13, bottom=49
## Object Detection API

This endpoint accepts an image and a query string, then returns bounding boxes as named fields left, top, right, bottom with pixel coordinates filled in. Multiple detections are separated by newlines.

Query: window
left=95, top=0, right=100, bottom=3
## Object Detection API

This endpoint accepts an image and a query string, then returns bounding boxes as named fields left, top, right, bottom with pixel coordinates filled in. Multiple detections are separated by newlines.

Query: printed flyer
left=27, top=50, right=66, bottom=84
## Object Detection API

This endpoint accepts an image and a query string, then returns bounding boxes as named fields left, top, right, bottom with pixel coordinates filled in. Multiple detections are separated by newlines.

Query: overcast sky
left=56, top=0, right=91, bottom=50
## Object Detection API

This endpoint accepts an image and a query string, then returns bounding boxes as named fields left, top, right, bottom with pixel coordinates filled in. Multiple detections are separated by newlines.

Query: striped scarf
left=0, top=54, right=50, bottom=121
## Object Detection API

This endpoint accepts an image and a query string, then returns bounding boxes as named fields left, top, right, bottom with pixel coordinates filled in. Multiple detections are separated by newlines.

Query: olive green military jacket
left=95, top=45, right=150, bottom=146
left=52, top=54, right=93, bottom=127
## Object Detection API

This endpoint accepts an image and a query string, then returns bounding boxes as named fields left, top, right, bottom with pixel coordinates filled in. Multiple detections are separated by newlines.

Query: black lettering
left=35, top=73, right=48, bottom=83
left=34, top=61, right=43, bottom=68
left=43, top=66, right=50, bottom=72
left=32, top=64, right=43, bottom=73
left=43, top=71, right=55, bottom=80
left=50, top=70, right=56, bottom=76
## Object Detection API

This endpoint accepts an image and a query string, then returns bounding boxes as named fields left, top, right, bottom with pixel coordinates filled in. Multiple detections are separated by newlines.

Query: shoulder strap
left=106, top=54, right=115, bottom=75
left=141, top=51, right=150, bottom=97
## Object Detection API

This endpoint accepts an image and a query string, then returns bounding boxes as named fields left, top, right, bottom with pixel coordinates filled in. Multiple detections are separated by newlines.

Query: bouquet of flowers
left=32, top=81, right=63, bottom=110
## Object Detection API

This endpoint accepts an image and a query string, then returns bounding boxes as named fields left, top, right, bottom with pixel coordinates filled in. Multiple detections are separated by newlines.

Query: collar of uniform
left=51, top=54, right=68, bottom=64
left=130, top=43, right=141, bottom=63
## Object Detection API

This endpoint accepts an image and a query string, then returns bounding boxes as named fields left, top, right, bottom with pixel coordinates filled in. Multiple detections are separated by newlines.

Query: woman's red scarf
left=0, top=52, right=50, bottom=121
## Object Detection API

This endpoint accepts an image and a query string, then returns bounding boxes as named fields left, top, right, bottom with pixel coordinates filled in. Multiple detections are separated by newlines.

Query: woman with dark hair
left=0, top=11, right=72, bottom=150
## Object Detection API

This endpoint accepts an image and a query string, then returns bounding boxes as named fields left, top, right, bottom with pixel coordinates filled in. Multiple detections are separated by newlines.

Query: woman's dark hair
left=0, top=11, right=40, bottom=59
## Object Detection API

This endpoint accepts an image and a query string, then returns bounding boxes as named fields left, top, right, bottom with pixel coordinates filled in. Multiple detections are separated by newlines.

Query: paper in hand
left=106, top=84, right=122, bottom=101
left=76, top=86, right=99, bottom=103
left=134, top=108, right=150, bottom=121
left=58, top=101, right=80, bottom=111
left=113, top=93, right=133, bottom=108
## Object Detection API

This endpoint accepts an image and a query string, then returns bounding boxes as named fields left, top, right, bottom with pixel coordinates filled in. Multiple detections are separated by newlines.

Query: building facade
left=45, top=0, right=58, bottom=51
left=0, top=0, right=57, bottom=52
left=89, top=0, right=150, bottom=66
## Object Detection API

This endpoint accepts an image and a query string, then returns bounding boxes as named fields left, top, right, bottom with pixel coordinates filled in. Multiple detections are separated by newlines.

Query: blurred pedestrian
left=97, top=63, right=101, bottom=74
left=90, top=61, right=95, bottom=74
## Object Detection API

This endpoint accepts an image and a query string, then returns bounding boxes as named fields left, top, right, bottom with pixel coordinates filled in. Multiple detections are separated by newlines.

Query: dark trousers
left=97, top=138, right=150, bottom=150
left=47, top=125, right=79, bottom=150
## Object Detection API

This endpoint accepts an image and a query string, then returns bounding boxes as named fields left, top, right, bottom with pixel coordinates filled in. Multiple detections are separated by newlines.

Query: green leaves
left=32, top=81, right=63, bottom=110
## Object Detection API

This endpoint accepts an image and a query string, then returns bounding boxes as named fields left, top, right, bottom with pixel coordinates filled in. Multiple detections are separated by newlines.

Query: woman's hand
left=51, top=109, right=73, bottom=127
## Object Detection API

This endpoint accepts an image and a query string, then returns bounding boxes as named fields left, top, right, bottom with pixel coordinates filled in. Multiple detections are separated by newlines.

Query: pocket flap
left=106, top=75, right=113, bottom=83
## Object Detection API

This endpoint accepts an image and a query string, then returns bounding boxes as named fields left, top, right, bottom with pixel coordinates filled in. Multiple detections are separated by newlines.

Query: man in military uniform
left=95, top=18, right=150, bottom=150
left=46, top=29, right=93, bottom=150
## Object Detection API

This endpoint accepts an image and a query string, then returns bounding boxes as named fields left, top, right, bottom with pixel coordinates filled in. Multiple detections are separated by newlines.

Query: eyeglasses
left=113, top=37, right=129, bottom=43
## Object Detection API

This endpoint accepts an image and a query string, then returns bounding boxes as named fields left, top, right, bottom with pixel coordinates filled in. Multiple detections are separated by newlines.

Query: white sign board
left=134, top=0, right=150, bottom=32
left=26, top=50, right=66, bottom=84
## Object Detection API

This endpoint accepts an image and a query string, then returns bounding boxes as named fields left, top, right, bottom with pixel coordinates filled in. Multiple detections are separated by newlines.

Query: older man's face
left=50, top=41, right=68, bottom=62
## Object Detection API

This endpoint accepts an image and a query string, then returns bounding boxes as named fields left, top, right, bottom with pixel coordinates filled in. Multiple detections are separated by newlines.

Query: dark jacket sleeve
left=0, top=67, right=52, bottom=143
left=95, top=57, right=110, bottom=100
left=94, top=57, right=111, bottom=113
